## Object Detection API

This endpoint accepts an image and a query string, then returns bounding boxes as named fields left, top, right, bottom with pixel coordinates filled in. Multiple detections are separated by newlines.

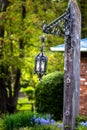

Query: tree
left=0, top=0, right=10, bottom=113
left=0, top=0, right=26, bottom=114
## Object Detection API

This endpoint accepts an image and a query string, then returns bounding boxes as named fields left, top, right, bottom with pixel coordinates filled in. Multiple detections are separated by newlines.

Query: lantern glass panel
left=36, top=60, right=40, bottom=72
left=41, top=60, right=45, bottom=72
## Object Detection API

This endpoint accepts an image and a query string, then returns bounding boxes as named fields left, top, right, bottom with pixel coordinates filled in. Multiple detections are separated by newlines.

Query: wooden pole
left=63, top=0, right=81, bottom=130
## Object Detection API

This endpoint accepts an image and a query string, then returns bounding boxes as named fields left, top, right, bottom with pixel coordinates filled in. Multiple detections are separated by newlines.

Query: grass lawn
left=17, top=97, right=34, bottom=111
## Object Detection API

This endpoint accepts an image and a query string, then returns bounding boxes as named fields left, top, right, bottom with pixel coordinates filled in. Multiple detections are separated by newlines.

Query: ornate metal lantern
left=34, top=36, right=48, bottom=80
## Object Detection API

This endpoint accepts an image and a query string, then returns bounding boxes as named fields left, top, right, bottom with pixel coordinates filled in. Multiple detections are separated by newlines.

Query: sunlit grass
left=17, top=104, right=32, bottom=111
left=17, top=97, right=34, bottom=111
left=18, top=97, right=29, bottom=104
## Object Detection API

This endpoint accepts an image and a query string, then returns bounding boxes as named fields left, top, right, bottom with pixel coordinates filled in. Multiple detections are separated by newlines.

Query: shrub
left=35, top=71, right=64, bottom=120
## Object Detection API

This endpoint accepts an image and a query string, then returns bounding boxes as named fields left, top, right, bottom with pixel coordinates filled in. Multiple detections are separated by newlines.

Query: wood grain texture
left=63, top=0, right=81, bottom=130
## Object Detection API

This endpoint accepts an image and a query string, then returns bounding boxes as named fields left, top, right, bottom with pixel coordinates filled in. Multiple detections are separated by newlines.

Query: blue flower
left=50, top=119, right=56, bottom=125
left=80, top=122, right=87, bottom=127
left=30, top=115, right=56, bottom=126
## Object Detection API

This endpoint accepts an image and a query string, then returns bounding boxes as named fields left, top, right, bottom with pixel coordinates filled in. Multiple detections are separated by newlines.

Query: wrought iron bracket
left=42, top=7, right=71, bottom=36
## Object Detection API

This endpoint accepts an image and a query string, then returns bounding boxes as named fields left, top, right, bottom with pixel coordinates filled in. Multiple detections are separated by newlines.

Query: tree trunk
left=6, top=0, right=26, bottom=114
left=0, top=1, right=8, bottom=113
left=0, top=66, right=8, bottom=113
left=6, top=69, right=21, bottom=113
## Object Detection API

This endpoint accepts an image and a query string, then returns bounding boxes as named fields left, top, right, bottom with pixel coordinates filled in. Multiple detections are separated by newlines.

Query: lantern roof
left=50, top=38, right=87, bottom=52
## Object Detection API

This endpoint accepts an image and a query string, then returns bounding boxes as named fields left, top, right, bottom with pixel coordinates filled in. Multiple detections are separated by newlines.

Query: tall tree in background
left=9, top=0, right=26, bottom=113
left=0, top=0, right=26, bottom=114
left=0, top=0, right=10, bottom=113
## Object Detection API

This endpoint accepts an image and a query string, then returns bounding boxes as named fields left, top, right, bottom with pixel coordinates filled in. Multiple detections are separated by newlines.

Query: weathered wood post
left=42, top=0, right=81, bottom=129
left=63, top=0, right=81, bottom=130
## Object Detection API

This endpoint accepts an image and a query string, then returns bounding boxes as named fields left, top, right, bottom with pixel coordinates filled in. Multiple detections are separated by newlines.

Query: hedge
left=35, top=71, right=64, bottom=120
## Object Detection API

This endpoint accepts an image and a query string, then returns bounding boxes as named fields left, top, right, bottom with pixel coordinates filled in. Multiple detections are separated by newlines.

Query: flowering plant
left=30, top=115, right=56, bottom=126
left=80, top=122, right=87, bottom=127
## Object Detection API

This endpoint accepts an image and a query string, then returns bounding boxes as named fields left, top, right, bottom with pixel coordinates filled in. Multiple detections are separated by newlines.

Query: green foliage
left=75, top=116, right=87, bottom=130
left=8, top=125, right=62, bottom=130
left=76, top=116, right=87, bottom=127
left=3, top=111, right=33, bottom=130
left=75, top=126, right=87, bottom=130
left=25, top=125, right=61, bottom=130
left=0, top=0, right=66, bottom=84
left=35, top=71, right=64, bottom=120
left=3, top=111, right=46, bottom=130
left=0, top=118, right=4, bottom=130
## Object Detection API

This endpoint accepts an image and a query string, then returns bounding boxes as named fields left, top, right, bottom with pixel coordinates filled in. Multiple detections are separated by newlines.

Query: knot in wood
left=65, top=111, right=70, bottom=117
left=67, top=77, right=71, bottom=84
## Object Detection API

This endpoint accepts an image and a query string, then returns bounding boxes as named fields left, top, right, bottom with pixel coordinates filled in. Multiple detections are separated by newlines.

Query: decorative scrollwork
left=42, top=7, right=71, bottom=36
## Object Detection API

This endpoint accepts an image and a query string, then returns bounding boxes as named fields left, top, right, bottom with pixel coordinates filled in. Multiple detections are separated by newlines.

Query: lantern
left=34, top=47, right=47, bottom=80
